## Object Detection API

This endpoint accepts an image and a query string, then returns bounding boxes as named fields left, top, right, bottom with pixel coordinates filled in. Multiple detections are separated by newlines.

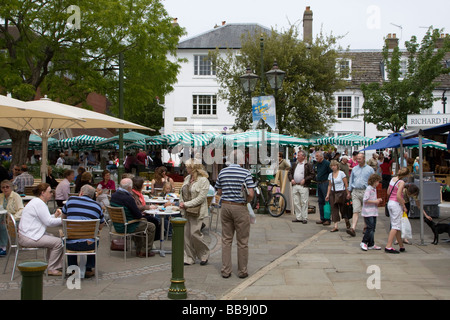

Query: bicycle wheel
left=267, top=192, right=287, bottom=217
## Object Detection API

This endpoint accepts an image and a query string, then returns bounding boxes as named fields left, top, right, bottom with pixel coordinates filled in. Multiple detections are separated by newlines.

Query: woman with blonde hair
left=179, top=159, right=210, bottom=265
left=385, top=167, right=410, bottom=254
left=0, top=180, right=24, bottom=256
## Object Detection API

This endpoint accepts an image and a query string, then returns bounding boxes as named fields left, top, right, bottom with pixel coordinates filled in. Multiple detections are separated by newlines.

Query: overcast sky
left=163, top=0, right=449, bottom=50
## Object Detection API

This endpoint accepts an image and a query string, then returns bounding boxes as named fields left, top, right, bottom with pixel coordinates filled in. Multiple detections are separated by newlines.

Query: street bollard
left=168, top=217, right=187, bottom=299
left=18, top=261, right=48, bottom=300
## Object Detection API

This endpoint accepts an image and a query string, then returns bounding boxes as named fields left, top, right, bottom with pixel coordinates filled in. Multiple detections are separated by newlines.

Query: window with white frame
left=194, top=55, right=216, bottom=76
left=354, top=96, right=360, bottom=117
left=193, top=95, right=217, bottom=115
left=337, top=96, right=352, bottom=118
left=383, top=57, right=408, bottom=80
left=337, top=59, right=352, bottom=80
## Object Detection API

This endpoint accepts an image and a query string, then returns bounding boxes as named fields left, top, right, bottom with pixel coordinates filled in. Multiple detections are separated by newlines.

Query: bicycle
left=251, top=179, right=287, bottom=217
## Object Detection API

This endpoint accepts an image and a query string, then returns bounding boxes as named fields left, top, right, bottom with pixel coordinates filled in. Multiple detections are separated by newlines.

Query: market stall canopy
left=314, top=134, right=383, bottom=147
left=96, top=131, right=153, bottom=148
left=218, top=130, right=311, bottom=147
left=54, top=134, right=107, bottom=150
left=359, top=132, right=431, bottom=151
left=145, top=132, right=222, bottom=148
left=0, top=134, right=57, bottom=149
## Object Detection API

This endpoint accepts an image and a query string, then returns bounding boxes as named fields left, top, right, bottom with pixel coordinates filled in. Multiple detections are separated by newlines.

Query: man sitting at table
left=55, top=169, right=75, bottom=207
left=61, top=184, right=105, bottom=278
left=12, top=165, right=34, bottom=194
left=110, top=178, right=156, bottom=257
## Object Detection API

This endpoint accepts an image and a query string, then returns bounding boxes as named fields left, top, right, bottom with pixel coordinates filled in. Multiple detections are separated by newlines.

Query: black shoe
left=200, top=259, right=208, bottom=266
left=302, top=220, right=308, bottom=224
left=222, top=273, right=231, bottom=278
left=385, top=247, right=399, bottom=254
left=399, top=247, right=406, bottom=252
left=238, top=273, right=248, bottom=279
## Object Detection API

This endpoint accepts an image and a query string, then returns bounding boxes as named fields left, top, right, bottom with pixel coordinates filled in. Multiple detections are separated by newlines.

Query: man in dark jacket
left=110, top=178, right=156, bottom=257
left=288, top=150, right=315, bottom=224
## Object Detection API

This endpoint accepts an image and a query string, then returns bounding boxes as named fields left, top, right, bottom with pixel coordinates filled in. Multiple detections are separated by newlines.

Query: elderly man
left=110, top=178, right=156, bottom=257
left=315, top=151, right=332, bottom=225
left=55, top=169, right=75, bottom=207
left=288, top=150, right=315, bottom=224
left=215, top=149, right=255, bottom=279
left=348, top=153, right=375, bottom=236
left=61, top=185, right=105, bottom=278
left=12, top=165, right=34, bottom=194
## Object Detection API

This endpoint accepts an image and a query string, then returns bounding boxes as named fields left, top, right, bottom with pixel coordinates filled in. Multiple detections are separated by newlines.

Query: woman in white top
left=18, top=183, right=63, bottom=276
left=325, top=160, right=351, bottom=232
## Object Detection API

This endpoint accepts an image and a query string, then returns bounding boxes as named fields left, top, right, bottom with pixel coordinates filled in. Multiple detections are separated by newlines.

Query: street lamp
left=240, top=66, right=260, bottom=95
left=265, top=61, right=286, bottom=94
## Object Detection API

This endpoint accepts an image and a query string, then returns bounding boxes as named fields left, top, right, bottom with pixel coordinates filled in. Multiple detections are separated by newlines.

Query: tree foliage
left=210, top=24, right=347, bottom=137
left=361, top=28, right=450, bottom=133
left=0, top=0, right=185, bottom=164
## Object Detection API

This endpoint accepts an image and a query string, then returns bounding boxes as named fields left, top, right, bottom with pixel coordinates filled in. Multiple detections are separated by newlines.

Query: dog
left=424, top=218, right=450, bottom=245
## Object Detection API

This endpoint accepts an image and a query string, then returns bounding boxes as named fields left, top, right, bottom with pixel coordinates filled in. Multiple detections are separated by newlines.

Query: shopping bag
left=401, top=212, right=412, bottom=239
left=324, top=201, right=331, bottom=220
left=247, top=203, right=256, bottom=224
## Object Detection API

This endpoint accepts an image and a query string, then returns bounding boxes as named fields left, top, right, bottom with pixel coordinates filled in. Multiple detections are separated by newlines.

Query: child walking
left=360, top=174, right=383, bottom=251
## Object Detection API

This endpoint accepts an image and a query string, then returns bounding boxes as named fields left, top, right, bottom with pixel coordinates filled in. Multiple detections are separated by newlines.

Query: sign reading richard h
left=407, top=114, right=450, bottom=129
left=252, top=96, right=276, bottom=130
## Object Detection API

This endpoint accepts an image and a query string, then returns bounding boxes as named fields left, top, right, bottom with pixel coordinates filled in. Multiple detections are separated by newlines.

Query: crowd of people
left=0, top=143, right=437, bottom=282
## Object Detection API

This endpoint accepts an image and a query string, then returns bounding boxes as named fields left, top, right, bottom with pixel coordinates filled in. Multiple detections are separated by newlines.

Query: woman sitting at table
left=96, top=169, right=116, bottom=209
left=180, top=159, right=210, bottom=266
left=18, top=183, right=64, bottom=276
left=0, top=179, right=24, bottom=256
left=131, top=176, right=160, bottom=240
left=151, top=166, right=174, bottom=195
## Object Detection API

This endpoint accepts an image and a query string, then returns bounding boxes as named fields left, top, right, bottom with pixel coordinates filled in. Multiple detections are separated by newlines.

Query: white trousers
left=292, top=184, right=309, bottom=221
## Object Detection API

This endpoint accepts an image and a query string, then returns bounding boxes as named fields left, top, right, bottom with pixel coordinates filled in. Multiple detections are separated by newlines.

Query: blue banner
left=251, top=96, right=276, bottom=130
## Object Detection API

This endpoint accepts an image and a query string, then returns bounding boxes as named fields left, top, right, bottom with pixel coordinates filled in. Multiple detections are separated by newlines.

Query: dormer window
left=337, top=59, right=352, bottom=80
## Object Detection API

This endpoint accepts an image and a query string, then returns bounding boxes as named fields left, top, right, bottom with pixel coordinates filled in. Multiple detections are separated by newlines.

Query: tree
left=210, top=24, right=347, bottom=137
left=361, top=28, right=450, bottom=133
left=0, top=0, right=185, bottom=166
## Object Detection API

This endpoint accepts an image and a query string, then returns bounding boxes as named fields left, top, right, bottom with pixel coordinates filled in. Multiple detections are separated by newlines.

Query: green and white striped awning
left=0, top=134, right=57, bottom=150
left=55, top=135, right=107, bottom=149
left=218, top=130, right=311, bottom=147
left=314, top=134, right=383, bottom=147
left=145, top=132, right=222, bottom=148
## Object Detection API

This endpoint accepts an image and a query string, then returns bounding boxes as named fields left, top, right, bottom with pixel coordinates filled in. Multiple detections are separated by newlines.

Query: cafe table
left=144, top=209, right=180, bottom=257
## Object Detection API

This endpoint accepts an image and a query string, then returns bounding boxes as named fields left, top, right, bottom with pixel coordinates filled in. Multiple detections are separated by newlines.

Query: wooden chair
left=106, top=206, right=148, bottom=262
left=61, top=219, right=100, bottom=284
left=173, top=182, right=184, bottom=194
left=24, top=186, right=34, bottom=196
left=2, top=213, right=47, bottom=281
left=208, top=193, right=221, bottom=232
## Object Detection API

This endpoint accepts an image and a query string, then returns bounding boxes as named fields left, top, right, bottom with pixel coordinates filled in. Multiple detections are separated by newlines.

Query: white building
left=162, top=8, right=450, bottom=160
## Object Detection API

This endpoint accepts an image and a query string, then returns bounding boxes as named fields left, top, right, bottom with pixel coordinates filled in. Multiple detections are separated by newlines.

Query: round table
left=144, top=209, right=180, bottom=257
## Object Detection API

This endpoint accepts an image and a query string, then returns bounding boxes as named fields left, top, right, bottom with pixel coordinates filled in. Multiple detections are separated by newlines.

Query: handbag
left=332, top=176, right=346, bottom=205
left=110, top=239, right=124, bottom=251
left=385, top=180, right=400, bottom=217
left=181, top=183, right=201, bottom=217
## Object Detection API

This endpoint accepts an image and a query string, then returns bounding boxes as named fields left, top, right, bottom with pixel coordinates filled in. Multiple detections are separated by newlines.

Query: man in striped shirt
left=61, top=184, right=104, bottom=278
left=215, top=149, right=255, bottom=279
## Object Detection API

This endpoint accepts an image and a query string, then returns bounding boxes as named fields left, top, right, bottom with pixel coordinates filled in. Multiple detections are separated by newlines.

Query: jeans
left=362, top=216, right=377, bottom=247
left=317, top=182, right=330, bottom=222
left=66, top=241, right=97, bottom=271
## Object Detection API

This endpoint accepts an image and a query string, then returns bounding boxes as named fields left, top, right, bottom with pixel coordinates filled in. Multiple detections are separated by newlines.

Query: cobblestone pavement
left=1, top=196, right=450, bottom=301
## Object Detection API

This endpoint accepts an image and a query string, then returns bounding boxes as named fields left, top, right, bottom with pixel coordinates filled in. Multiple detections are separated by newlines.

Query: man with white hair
left=110, top=178, right=156, bottom=257
left=215, top=149, right=255, bottom=279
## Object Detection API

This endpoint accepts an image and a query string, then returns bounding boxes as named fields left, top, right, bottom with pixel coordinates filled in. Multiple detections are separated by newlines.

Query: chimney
left=435, top=33, right=449, bottom=49
left=303, top=6, right=313, bottom=43
left=222, top=21, right=226, bottom=26
left=172, top=18, right=179, bottom=27
left=385, top=33, right=399, bottom=49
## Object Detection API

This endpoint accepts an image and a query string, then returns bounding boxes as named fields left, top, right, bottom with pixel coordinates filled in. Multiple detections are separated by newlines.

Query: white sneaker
left=368, top=245, right=381, bottom=250
left=360, top=242, right=368, bottom=251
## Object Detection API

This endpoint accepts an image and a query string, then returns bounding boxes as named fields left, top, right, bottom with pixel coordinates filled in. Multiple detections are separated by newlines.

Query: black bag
left=343, top=199, right=353, bottom=220
left=385, top=180, right=400, bottom=217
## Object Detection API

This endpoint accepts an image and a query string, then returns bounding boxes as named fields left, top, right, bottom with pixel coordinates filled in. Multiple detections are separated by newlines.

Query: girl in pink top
left=385, top=168, right=410, bottom=254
